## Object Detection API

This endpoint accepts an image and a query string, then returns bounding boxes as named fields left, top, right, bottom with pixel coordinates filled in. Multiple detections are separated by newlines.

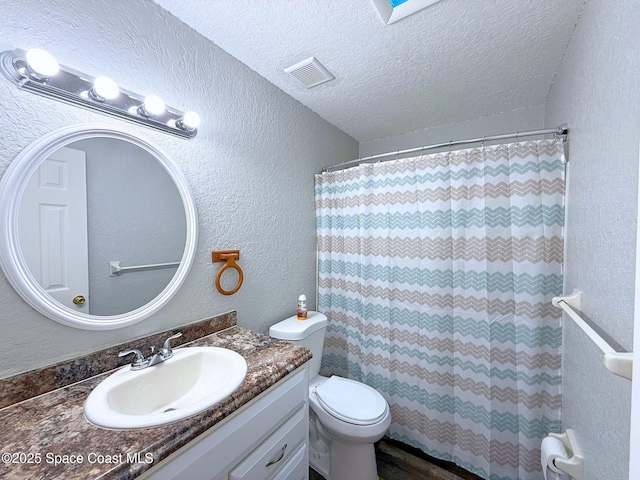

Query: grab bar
left=552, top=289, right=632, bottom=380
left=109, top=260, right=180, bottom=276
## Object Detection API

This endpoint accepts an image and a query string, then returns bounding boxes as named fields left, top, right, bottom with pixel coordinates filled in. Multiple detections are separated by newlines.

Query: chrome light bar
left=0, top=48, right=200, bottom=139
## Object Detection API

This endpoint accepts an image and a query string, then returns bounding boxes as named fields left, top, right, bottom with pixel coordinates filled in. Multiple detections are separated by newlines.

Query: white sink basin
left=84, top=347, right=248, bottom=429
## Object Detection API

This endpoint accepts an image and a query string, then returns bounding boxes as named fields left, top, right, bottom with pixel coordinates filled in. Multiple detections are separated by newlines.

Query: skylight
left=372, top=0, right=444, bottom=25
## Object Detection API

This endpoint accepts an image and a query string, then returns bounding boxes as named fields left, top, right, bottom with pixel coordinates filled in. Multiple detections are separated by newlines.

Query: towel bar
left=552, top=289, right=632, bottom=380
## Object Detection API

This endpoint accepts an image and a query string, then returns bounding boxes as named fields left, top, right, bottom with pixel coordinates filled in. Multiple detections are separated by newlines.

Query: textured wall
left=359, top=105, right=545, bottom=157
left=0, top=0, right=357, bottom=378
left=545, top=1, right=640, bottom=479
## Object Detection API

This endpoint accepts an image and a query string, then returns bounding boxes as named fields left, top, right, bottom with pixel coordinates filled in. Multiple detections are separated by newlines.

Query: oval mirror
left=0, top=125, right=197, bottom=330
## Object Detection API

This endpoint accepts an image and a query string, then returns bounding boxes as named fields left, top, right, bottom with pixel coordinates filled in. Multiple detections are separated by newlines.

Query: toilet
left=269, top=311, right=391, bottom=480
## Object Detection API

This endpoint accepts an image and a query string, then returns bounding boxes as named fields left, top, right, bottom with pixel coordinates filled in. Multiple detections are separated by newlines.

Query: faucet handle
left=118, top=349, right=145, bottom=364
left=161, top=332, right=183, bottom=357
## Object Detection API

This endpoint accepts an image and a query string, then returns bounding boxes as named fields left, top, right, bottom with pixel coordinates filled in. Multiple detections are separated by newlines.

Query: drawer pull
left=265, top=443, right=287, bottom=467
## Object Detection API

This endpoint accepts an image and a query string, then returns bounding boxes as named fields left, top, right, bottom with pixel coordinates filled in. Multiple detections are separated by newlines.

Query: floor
left=309, top=437, right=483, bottom=480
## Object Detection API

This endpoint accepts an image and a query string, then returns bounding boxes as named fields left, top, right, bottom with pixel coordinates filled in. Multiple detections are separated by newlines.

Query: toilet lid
left=314, top=376, right=387, bottom=426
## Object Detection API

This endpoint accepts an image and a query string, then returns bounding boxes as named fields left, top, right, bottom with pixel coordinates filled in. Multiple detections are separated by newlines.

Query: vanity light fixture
left=0, top=47, right=200, bottom=139
left=89, top=76, right=119, bottom=102
left=25, top=48, right=59, bottom=80
left=176, top=111, right=201, bottom=131
left=138, top=94, right=166, bottom=117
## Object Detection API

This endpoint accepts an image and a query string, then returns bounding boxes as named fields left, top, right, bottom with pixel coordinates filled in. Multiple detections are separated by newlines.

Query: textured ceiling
left=153, top=0, right=584, bottom=142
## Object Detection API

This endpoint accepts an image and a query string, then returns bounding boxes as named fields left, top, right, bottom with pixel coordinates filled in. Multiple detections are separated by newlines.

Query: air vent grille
left=284, top=57, right=334, bottom=88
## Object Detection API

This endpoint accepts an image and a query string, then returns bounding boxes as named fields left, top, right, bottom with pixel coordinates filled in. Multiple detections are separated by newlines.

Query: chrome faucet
left=118, top=332, right=183, bottom=370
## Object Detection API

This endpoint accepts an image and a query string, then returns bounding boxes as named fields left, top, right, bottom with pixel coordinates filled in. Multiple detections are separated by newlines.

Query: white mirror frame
left=0, top=124, right=198, bottom=330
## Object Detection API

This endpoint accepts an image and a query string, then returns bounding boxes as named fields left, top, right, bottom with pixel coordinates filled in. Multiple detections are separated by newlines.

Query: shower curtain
left=315, top=139, right=564, bottom=480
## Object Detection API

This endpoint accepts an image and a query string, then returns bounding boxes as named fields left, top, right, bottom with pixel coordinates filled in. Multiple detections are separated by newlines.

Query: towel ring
left=211, top=250, right=243, bottom=295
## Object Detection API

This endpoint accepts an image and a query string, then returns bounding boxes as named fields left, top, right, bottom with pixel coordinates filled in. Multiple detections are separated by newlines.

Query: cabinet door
left=229, top=407, right=306, bottom=480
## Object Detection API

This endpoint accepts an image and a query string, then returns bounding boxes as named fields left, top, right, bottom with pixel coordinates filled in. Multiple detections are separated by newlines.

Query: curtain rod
left=322, top=124, right=568, bottom=173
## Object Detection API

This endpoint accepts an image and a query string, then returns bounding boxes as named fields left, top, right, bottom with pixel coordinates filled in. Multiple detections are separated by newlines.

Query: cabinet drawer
left=230, top=406, right=306, bottom=480
left=271, top=444, right=307, bottom=480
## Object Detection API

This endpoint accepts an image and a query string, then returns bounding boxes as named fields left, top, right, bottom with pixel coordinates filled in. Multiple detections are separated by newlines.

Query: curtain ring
left=515, top=130, right=520, bottom=141
left=395, top=149, right=399, bottom=161
left=482, top=135, right=486, bottom=150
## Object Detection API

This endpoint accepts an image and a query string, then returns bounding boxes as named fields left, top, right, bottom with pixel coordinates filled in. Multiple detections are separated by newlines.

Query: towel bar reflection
left=552, top=289, right=633, bottom=380
left=109, top=260, right=180, bottom=276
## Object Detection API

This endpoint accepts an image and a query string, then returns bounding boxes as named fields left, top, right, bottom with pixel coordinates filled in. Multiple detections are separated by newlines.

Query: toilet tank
left=269, top=311, right=328, bottom=378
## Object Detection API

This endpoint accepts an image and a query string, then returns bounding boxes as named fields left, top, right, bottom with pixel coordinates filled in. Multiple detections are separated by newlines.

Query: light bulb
left=177, top=111, right=201, bottom=131
left=139, top=95, right=165, bottom=117
left=25, top=48, right=59, bottom=79
left=90, top=76, right=119, bottom=101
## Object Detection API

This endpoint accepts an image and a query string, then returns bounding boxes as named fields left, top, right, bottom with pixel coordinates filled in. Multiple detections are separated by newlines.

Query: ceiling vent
left=284, top=57, right=334, bottom=88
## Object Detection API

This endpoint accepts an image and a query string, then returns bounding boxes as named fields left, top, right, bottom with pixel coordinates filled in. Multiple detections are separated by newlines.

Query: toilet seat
left=314, top=376, right=387, bottom=426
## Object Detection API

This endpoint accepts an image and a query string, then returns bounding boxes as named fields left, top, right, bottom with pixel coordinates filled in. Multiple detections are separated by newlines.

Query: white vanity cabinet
left=138, top=365, right=309, bottom=480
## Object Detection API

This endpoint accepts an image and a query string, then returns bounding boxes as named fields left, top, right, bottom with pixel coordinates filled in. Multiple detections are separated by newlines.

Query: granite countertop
left=0, top=318, right=311, bottom=480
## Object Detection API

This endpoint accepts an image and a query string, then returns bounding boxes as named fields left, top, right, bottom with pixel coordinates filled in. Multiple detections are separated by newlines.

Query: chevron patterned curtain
left=315, top=139, right=565, bottom=480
